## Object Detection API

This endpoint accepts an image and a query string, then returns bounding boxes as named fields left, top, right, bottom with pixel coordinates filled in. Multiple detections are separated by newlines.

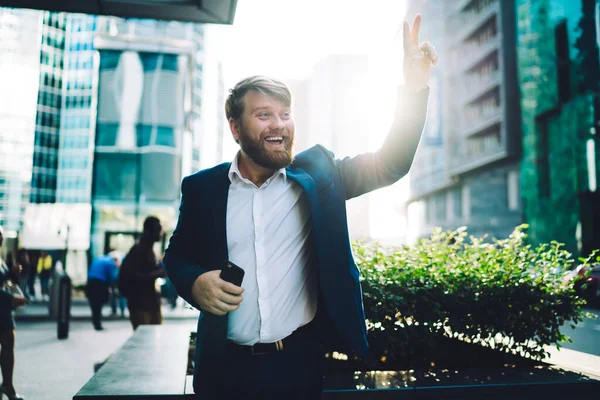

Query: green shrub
left=354, top=224, right=596, bottom=368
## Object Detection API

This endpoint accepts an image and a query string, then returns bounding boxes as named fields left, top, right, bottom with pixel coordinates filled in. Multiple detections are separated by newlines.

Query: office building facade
left=406, top=0, right=523, bottom=242
left=516, top=0, right=600, bottom=257
left=0, top=8, right=217, bottom=266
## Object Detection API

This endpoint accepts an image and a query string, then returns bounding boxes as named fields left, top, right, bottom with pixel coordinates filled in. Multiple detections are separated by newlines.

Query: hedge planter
left=328, top=225, right=597, bottom=373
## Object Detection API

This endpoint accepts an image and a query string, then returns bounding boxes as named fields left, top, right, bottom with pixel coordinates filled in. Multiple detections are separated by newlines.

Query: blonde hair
left=225, top=76, right=292, bottom=121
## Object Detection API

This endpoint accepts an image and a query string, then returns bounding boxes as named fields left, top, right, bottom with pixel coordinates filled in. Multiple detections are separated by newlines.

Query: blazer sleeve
left=163, top=176, right=207, bottom=310
left=334, top=86, right=429, bottom=200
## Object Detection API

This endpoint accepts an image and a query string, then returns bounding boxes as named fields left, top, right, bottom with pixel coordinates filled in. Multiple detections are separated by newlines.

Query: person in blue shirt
left=86, top=253, right=119, bottom=331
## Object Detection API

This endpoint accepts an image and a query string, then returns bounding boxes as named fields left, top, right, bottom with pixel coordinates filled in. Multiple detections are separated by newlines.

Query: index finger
left=221, top=281, right=244, bottom=295
left=411, top=14, right=421, bottom=45
left=403, top=20, right=410, bottom=51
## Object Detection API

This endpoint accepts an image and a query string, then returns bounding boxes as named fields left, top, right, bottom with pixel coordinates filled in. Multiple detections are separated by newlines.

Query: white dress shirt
left=226, top=153, right=318, bottom=345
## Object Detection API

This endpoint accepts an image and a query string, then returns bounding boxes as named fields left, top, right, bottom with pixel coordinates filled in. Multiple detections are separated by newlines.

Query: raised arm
left=336, top=14, right=438, bottom=200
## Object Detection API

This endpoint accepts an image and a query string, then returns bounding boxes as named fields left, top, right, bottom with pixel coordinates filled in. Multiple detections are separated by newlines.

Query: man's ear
left=229, top=118, right=240, bottom=144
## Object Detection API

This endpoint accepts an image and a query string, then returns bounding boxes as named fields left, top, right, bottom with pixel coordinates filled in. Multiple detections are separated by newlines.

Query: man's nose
left=270, top=115, right=285, bottom=130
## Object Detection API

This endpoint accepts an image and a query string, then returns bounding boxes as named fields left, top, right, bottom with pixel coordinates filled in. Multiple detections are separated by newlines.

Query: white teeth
left=265, top=136, right=283, bottom=141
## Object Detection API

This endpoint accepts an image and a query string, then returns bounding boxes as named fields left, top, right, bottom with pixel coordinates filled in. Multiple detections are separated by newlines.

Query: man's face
left=232, top=90, right=295, bottom=169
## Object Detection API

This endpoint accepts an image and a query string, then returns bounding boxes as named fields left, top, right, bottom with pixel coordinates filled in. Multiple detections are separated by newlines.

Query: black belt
left=227, top=321, right=314, bottom=356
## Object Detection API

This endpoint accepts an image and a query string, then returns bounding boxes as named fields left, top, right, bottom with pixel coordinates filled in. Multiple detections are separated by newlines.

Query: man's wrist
left=402, top=83, right=429, bottom=93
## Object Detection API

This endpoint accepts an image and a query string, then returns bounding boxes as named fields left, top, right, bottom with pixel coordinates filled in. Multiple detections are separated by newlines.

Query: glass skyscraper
left=0, top=8, right=213, bottom=272
left=89, top=19, right=205, bottom=258
left=57, top=14, right=98, bottom=203
left=30, top=12, right=66, bottom=204
left=516, top=0, right=600, bottom=257
left=0, top=9, right=42, bottom=234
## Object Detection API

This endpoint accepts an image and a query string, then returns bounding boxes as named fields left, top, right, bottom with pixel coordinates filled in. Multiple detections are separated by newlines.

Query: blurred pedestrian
left=36, top=251, right=53, bottom=301
left=109, top=252, right=127, bottom=318
left=86, top=253, right=119, bottom=331
left=7, top=250, right=32, bottom=300
left=119, top=216, right=166, bottom=330
left=0, top=226, right=27, bottom=400
left=24, top=252, right=35, bottom=301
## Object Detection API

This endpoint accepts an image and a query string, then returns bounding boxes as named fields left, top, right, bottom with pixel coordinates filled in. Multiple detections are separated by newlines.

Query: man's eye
left=258, top=113, right=270, bottom=118
left=282, top=113, right=291, bottom=118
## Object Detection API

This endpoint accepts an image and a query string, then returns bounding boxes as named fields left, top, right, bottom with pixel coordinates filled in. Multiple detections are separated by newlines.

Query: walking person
left=119, top=216, right=166, bottom=330
left=24, top=253, right=36, bottom=301
left=86, top=253, right=119, bottom=331
left=5, top=250, right=30, bottom=300
left=163, top=15, right=437, bottom=399
left=36, top=251, right=53, bottom=301
left=13, top=250, right=31, bottom=300
left=0, top=226, right=27, bottom=400
left=109, top=253, right=127, bottom=318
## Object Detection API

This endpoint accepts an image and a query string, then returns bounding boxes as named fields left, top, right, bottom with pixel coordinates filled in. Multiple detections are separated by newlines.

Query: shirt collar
left=228, top=151, right=287, bottom=184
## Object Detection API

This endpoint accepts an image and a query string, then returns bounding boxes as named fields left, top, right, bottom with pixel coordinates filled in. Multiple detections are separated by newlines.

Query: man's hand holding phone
left=192, top=266, right=244, bottom=316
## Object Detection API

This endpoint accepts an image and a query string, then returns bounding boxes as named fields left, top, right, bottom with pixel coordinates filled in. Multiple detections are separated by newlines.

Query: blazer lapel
left=211, top=164, right=231, bottom=264
left=286, top=166, right=320, bottom=222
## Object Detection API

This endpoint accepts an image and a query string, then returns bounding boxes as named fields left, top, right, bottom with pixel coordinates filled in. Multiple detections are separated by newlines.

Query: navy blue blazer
left=163, top=88, right=429, bottom=394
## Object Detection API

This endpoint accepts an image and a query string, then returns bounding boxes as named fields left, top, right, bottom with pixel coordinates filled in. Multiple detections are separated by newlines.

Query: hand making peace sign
left=403, top=14, right=438, bottom=92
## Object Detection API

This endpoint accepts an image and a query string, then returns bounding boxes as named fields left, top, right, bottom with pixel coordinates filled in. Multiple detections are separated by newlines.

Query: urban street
left=0, top=0, right=599, bottom=398
left=9, top=301, right=600, bottom=400
left=13, top=302, right=198, bottom=400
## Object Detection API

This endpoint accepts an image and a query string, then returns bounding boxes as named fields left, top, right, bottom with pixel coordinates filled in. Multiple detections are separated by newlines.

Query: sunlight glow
left=208, top=0, right=412, bottom=242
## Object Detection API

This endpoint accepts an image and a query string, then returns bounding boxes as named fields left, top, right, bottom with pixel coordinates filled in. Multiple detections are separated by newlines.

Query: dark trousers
left=214, top=323, right=323, bottom=400
left=40, top=273, right=50, bottom=296
left=27, top=273, right=36, bottom=298
left=86, top=279, right=108, bottom=329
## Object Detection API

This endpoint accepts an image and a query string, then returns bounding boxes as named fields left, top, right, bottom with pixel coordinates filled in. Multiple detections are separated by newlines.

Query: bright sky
left=207, top=0, right=415, bottom=242
left=211, top=0, right=407, bottom=80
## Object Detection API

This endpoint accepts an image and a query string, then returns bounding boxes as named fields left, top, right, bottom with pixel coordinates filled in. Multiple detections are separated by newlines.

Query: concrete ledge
left=74, top=325, right=600, bottom=399
left=74, top=324, right=193, bottom=399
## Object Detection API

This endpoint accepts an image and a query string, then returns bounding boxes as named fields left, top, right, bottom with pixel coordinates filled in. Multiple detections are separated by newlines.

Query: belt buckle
left=251, top=340, right=284, bottom=356
left=251, top=346, right=269, bottom=356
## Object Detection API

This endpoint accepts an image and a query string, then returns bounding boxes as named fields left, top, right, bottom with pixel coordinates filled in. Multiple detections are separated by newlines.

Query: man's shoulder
left=294, top=144, right=335, bottom=166
left=183, top=162, right=230, bottom=186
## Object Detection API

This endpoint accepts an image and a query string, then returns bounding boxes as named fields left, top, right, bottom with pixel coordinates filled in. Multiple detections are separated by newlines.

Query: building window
left=462, top=184, right=470, bottom=220
left=536, top=121, right=550, bottom=197
left=451, top=188, right=462, bottom=219
left=554, top=19, right=570, bottom=102
left=587, top=138, right=597, bottom=192
left=434, top=193, right=446, bottom=222
left=507, top=170, right=520, bottom=211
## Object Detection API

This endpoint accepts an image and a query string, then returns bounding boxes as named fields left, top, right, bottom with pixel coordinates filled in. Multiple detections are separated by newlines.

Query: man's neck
left=237, top=152, right=277, bottom=187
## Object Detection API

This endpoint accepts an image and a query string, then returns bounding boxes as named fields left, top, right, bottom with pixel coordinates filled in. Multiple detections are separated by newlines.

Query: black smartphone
left=220, top=261, right=245, bottom=287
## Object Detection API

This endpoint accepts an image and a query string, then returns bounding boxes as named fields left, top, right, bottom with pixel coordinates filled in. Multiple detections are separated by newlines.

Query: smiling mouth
left=264, top=136, right=284, bottom=145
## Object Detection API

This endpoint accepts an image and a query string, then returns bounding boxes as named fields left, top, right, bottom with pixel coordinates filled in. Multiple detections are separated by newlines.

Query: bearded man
left=164, top=15, right=438, bottom=400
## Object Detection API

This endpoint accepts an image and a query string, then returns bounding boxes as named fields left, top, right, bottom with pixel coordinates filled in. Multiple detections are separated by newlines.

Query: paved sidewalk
left=13, top=318, right=197, bottom=400
left=12, top=300, right=600, bottom=399
left=544, top=346, right=600, bottom=379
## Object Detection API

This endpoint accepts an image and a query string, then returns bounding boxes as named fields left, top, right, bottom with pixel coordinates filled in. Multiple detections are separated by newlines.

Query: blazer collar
left=286, top=165, right=321, bottom=223
left=212, top=164, right=232, bottom=263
